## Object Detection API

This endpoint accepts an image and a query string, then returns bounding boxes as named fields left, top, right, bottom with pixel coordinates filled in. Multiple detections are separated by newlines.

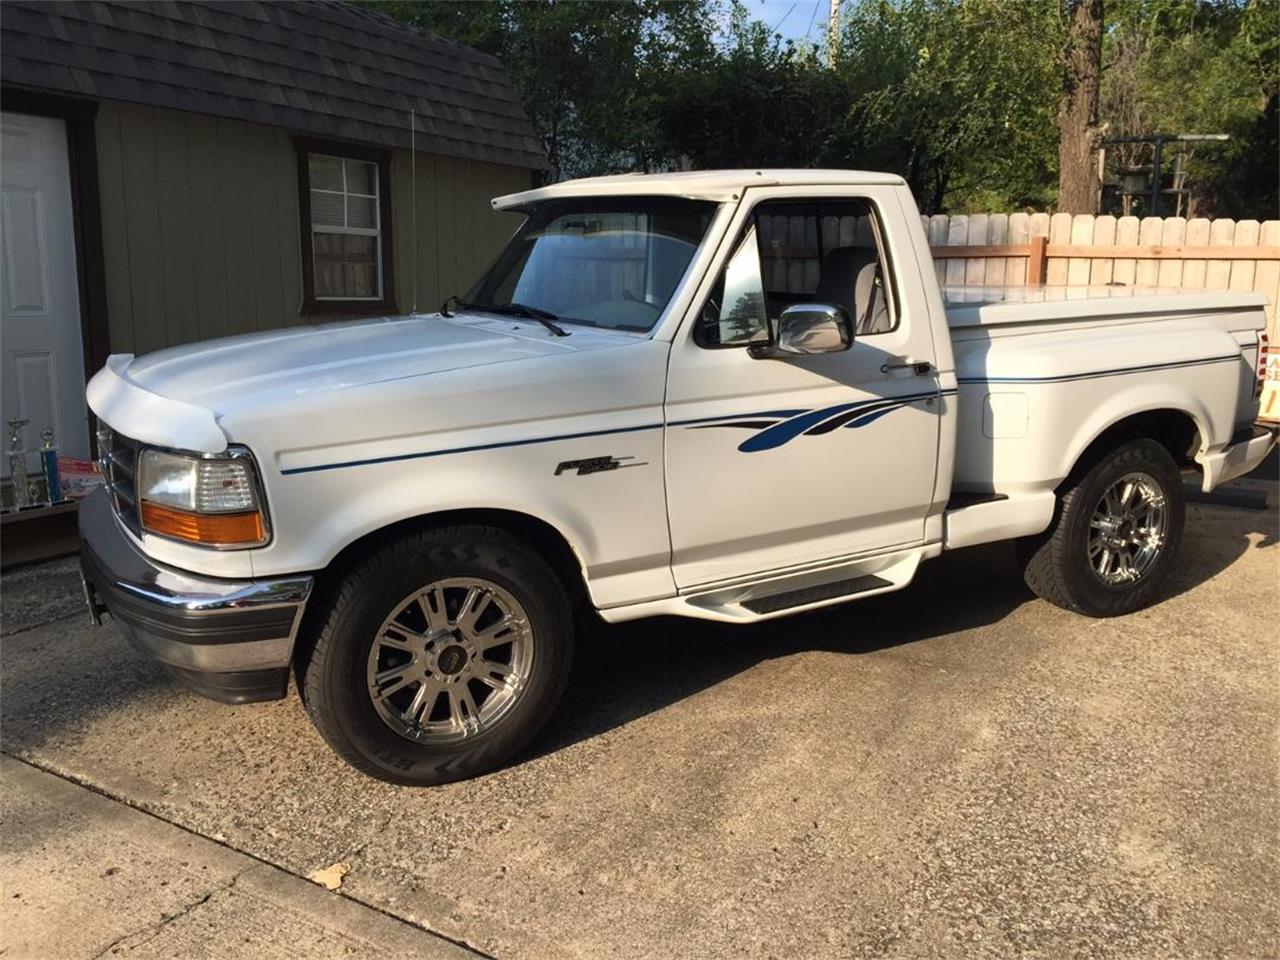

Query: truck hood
left=86, top=313, right=646, bottom=453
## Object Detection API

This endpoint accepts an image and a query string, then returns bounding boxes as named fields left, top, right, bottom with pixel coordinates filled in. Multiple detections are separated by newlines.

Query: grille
left=96, top=421, right=141, bottom=535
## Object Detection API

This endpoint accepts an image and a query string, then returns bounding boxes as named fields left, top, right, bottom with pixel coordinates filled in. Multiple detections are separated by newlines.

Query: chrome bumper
left=1197, top=425, right=1278, bottom=492
left=78, top=488, right=312, bottom=703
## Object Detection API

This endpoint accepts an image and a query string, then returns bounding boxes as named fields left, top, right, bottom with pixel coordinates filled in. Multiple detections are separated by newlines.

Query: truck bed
left=941, top=284, right=1268, bottom=543
left=943, top=285, right=1269, bottom=331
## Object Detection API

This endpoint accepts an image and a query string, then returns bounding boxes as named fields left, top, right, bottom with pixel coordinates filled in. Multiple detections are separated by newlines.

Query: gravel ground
left=1, top=495, right=1277, bottom=959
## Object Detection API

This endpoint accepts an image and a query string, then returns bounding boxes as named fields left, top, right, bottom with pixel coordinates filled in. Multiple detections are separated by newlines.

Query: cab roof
left=491, top=169, right=907, bottom=210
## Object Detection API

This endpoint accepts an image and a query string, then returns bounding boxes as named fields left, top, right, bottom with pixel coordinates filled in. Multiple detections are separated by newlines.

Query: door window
left=696, top=198, right=897, bottom=348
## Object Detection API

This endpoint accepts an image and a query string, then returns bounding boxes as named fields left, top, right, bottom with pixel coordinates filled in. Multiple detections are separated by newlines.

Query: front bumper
left=78, top=488, right=313, bottom=704
left=1197, top=425, right=1278, bottom=491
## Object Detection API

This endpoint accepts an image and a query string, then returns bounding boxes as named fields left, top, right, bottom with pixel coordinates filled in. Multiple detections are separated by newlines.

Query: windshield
left=465, top=196, right=716, bottom=333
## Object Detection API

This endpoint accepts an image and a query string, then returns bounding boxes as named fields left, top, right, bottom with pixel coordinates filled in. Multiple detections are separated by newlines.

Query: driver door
left=663, top=186, right=942, bottom=589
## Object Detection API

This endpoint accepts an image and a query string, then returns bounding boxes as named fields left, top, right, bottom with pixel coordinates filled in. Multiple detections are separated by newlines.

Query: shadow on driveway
left=1, top=500, right=1272, bottom=771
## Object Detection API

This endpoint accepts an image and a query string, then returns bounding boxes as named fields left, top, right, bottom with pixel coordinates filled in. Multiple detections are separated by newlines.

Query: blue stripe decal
left=283, top=391, right=960, bottom=475
left=281, top=422, right=664, bottom=475
left=958, top=354, right=1239, bottom=385
left=738, top=390, right=942, bottom=453
left=668, top=408, right=810, bottom=427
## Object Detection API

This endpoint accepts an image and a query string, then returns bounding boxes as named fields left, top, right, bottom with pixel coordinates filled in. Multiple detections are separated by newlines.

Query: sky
left=748, top=0, right=834, bottom=43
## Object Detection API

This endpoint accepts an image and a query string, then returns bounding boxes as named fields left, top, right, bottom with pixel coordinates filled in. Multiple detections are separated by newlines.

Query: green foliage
left=1103, top=0, right=1279, bottom=216
left=363, top=0, right=1277, bottom=217
left=829, top=0, right=1063, bottom=212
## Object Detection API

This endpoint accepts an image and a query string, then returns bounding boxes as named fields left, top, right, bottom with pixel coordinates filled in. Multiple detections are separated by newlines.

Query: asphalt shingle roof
left=0, top=0, right=547, bottom=169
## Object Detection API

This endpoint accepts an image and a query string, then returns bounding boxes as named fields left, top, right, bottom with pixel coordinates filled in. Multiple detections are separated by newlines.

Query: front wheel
left=299, top=526, right=574, bottom=785
left=1018, top=438, right=1185, bottom=617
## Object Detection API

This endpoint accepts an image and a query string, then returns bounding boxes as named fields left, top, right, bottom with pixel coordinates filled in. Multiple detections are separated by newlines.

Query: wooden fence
left=925, top=214, right=1280, bottom=339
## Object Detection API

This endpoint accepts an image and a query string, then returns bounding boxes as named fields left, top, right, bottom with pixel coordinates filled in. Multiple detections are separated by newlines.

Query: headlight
left=136, top=448, right=268, bottom=547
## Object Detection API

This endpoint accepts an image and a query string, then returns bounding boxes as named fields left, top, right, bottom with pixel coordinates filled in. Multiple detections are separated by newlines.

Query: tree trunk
left=1056, top=0, right=1104, bottom=213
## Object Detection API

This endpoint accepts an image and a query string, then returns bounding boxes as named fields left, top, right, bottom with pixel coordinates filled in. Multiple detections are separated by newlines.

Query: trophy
left=41, top=427, right=61, bottom=504
left=8, top=417, right=31, bottom=509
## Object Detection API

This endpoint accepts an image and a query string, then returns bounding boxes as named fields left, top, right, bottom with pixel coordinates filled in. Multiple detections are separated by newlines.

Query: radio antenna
left=410, top=107, right=418, bottom=315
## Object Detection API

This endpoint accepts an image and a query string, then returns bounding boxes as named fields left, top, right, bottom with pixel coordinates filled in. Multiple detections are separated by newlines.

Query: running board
left=598, top=547, right=927, bottom=624
left=741, top=574, right=892, bottom=614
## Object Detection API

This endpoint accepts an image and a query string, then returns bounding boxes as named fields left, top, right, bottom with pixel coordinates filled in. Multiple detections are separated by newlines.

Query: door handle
left=880, top=358, right=934, bottom=376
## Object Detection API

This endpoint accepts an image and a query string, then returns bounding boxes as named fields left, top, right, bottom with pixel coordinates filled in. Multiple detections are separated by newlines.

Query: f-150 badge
left=554, top=455, right=645, bottom=476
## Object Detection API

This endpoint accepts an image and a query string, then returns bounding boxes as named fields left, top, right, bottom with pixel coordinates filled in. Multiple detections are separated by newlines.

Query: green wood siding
left=95, top=101, right=535, bottom=353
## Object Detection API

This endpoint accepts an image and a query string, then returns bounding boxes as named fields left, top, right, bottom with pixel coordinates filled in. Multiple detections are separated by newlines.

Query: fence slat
left=926, top=213, right=1273, bottom=321
left=1007, top=213, right=1030, bottom=285
left=965, top=213, right=989, bottom=285
left=1067, top=214, right=1093, bottom=285
left=986, top=214, right=1008, bottom=285
left=1230, top=220, right=1261, bottom=292
left=1089, top=216, right=1116, bottom=285
left=1047, top=213, right=1072, bottom=284
left=1157, top=217, right=1186, bottom=288
left=1112, top=216, right=1140, bottom=285
left=1135, top=218, right=1163, bottom=286
left=1181, top=219, right=1212, bottom=288
left=1256, top=221, right=1280, bottom=333
left=946, top=215, right=968, bottom=287
left=1206, top=219, right=1235, bottom=290
left=929, top=215, right=949, bottom=287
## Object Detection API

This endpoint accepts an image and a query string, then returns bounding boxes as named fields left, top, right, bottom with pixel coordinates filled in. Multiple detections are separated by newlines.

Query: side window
left=697, top=197, right=897, bottom=348
left=696, top=225, right=769, bottom=347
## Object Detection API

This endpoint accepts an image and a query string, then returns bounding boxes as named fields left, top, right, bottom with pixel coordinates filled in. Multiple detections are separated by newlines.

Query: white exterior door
left=1, top=111, right=90, bottom=479
left=664, top=185, right=942, bottom=588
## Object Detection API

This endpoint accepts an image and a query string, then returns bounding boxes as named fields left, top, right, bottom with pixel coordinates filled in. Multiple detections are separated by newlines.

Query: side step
left=742, top=574, right=892, bottom=614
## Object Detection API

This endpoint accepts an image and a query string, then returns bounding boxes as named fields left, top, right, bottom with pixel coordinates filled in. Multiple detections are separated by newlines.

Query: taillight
left=1257, top=332, right=1269, bottom=398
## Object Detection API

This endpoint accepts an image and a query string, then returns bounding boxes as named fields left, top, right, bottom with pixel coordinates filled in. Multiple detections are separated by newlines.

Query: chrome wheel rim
left=1087, top=471, right=1169, bottom=586
left=366, top=578, right=533, bottom=744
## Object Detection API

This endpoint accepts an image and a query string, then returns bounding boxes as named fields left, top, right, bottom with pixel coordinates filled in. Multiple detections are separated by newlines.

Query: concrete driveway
left=2, top=494, right=1277, bottom=959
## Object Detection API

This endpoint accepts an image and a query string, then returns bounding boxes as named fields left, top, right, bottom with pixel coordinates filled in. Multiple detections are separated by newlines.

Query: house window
left=297, top=141, right=395, bottom=312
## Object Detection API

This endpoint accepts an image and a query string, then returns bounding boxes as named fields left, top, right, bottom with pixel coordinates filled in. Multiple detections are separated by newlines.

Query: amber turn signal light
left=140, top=501, right=265, bottom=545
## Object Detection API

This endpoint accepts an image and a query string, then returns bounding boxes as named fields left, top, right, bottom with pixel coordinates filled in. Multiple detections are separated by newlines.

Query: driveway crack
left=90, top=867, right=251, bottom=958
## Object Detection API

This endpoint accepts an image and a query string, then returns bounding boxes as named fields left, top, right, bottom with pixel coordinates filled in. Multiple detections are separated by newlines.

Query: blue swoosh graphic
left=734, top=391, right=943, bottom=452
left=738, top=401, right=871, bottom=452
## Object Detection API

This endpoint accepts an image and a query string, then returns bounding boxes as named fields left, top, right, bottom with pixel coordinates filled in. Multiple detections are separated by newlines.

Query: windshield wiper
left=449, top=298, right=570, bottom=337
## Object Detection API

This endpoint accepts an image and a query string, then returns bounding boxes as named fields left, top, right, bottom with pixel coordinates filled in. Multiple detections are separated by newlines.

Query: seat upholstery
left=813, top=246, right=892, bottom=334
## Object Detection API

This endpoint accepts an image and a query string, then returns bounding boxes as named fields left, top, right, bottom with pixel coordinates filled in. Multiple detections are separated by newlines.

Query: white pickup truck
left=80, top=170, right=1275, bottom=785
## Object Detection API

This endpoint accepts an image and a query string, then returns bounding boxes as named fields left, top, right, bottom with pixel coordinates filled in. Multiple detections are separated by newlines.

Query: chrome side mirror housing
left=748, top=303, right=853, bottom=359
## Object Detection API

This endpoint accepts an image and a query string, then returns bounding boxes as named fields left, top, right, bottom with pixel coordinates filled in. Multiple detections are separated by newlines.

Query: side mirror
left=748, top=303, right=853, bottom=359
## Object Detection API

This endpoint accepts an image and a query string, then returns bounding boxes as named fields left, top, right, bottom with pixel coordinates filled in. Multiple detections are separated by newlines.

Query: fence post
left=1027, top=235, right=1048, bottom=285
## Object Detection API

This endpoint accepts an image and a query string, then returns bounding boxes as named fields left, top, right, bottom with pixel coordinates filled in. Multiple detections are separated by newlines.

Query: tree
left=1057, top=0, right=1105, bottom=213
left=830, top=0, right=1061, bottom=213
left=363, top=0, right=718, bottom=180
left=1101, top=0, right=1279, bottom=217
left=364, top=0, right=1275, bottom=217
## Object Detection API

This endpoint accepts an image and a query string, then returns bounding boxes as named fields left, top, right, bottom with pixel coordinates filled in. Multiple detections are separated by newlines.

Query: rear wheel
left=299, top=526, right=573, bottom=785
left=1018, top=439, right=1185, bottom=617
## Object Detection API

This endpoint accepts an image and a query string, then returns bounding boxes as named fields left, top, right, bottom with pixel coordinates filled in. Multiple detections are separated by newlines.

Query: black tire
left=1018, top=438, right=1185, bottom=617
left=298, top=525, right=573, bottom=786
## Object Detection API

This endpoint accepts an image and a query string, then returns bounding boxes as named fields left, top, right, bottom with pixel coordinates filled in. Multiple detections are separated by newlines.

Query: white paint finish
left=662, top=181, right=945, bottom=588
left=944, top=286, right=1266, bottom=328
left=86, top=355, right=228, bottom=454
left=492, top=169, right=906, bottom=210
left=982, top=393, right=1028, bottom=439
left=943, top=490, right=1056, bottom=550
left=2, top=187, right=51, bottom=314
left=81, top=171, right=1274, bottom=623
left=1, top=112, right=89, bottom=469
